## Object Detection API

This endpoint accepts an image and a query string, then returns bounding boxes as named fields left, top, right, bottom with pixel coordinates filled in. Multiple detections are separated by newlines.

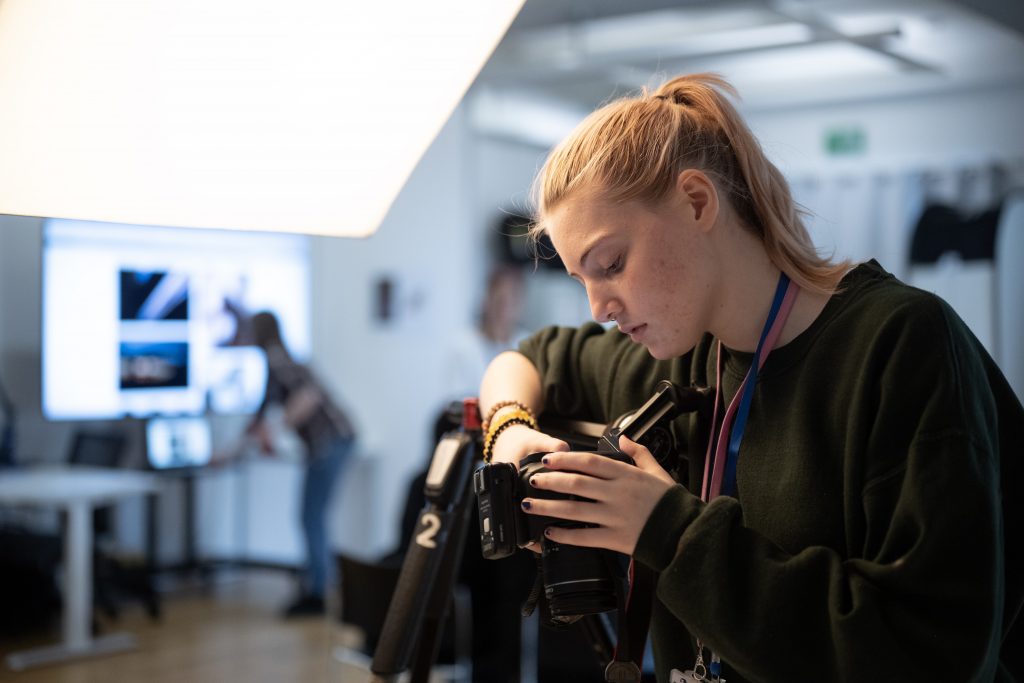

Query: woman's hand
left=488, top=423, right=569, bottom=468
left=521, top=435, right=675, bottom=556
left=487, top=423, right=568, bottom=553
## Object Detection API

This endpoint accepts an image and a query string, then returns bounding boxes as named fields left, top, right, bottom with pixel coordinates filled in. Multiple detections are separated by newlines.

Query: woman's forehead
left=547, top=195, right=649, bottom=240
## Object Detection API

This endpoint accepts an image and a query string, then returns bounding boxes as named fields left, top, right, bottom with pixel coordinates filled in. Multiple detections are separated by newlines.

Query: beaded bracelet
left=482, top=417, right=533, bottom=463
left=482, top=408, right=538, bottom=462
left=482, top=400, right=536, bottom=434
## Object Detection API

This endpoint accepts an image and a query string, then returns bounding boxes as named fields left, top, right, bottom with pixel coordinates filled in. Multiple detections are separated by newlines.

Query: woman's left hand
left=522, top=435, right=675, bottom=555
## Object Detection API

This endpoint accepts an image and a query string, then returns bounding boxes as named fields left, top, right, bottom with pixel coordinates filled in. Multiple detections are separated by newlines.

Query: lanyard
left=701, top=272, right=797, bottom=501
left=604, top=278, right=797, bottom=683
left=692, top=271, right=797, bottom=680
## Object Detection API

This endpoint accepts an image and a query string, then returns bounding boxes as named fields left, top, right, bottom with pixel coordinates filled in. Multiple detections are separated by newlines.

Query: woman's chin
left=644, top=337, right=696, bottom=361
left=645, top=343, right=673, bottom=361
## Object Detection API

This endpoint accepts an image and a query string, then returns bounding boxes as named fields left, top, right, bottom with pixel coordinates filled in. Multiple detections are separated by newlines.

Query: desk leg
left=66, top=499, right=91, bottom=650
left=5, top=501, right=137, bottom=671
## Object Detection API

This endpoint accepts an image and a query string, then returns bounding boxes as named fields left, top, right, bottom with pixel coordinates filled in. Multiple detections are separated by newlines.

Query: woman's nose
left=587, top=285, right=618, bottom=323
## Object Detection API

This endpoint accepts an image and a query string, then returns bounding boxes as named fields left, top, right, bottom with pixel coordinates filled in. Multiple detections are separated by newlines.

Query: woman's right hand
left=488, top=423, right=569, bottom=469
left=488, top=423, right=568, bottom=553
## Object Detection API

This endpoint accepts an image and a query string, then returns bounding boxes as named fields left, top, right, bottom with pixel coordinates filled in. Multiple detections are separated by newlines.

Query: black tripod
left=367, top=399, right=615, bottom=683
left=369, top=399, right=487, bottom=683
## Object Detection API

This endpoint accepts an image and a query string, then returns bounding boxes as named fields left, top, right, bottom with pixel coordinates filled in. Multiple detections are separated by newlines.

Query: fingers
left=521, top=495, right=607, bottom=526
left=614, top=436, right=674, bottom=484
left=535, top=436, right=570, bottom=454
left=539, top=450, right=631, bottom=478
left=528, top=469, right=607, bottom=498
left=541, top=525, right=626, bottom=554
left=616, top=435, right=656, bottom=468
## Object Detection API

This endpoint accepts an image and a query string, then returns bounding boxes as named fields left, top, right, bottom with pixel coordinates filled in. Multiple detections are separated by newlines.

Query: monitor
left=42, top=219, right=311, bottom=420
left=145, top=417, right=213, bottom=470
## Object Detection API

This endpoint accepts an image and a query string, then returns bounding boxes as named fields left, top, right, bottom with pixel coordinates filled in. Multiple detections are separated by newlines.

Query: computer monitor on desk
left=145, top=417, right=212, bottom=470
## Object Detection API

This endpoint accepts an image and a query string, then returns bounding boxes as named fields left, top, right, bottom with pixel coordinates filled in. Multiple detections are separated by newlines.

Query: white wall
left=308, top=104, right=478, bottom=559
left=748, top=86, right=1024, bottom=173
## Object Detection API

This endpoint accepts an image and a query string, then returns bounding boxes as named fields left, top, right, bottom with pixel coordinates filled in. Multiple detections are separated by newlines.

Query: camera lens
left=541, top=540, right=618, bottom=617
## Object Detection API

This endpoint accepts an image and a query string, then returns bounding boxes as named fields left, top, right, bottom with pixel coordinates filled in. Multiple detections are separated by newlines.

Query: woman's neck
left=711, top=233, right=837, bottom=353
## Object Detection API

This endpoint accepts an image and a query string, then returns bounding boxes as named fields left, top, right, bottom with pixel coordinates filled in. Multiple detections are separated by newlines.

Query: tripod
left=367, top=400, right=615, bottom=683
left=368, top=399, right=481, bottom=683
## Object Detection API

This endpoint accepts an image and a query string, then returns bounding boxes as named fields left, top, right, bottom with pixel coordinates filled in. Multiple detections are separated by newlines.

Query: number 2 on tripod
left=416, top=512, right=442, bottom=548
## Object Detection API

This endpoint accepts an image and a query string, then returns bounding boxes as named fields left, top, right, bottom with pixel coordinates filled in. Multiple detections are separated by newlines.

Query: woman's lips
left=621, top=323, right=646, bottom=341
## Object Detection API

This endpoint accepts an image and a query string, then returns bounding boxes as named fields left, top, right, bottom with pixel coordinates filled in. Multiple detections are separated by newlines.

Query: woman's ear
left=675, top=169, right=719, bottom=233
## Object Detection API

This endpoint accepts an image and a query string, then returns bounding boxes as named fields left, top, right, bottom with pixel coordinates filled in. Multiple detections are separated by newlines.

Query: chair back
left=68, top=431, right=127, bottom=468
left=67, top=430, right=128, bottom=535
left=336, top=553, right=402, bottom=655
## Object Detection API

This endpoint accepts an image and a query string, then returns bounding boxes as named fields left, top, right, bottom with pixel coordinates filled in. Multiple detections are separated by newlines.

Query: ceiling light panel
left=0, top=0, right=525, bottom=237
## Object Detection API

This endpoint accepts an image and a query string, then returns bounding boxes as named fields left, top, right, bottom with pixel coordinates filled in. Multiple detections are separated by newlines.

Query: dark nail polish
left=521, top=500, right=531, bottom=510
left=541, top=456, right=549, bottom=465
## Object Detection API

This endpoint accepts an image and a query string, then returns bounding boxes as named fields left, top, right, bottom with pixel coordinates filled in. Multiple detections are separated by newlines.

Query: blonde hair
left=531, top=73, right=848, bottom=295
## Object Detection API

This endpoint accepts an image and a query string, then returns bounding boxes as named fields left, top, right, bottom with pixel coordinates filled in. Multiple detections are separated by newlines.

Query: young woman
left=478, top=74, right=1022, bottom=682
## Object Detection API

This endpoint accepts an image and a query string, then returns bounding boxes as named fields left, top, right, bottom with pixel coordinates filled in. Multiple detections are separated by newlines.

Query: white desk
left=0, top=465, right=159, bottom=671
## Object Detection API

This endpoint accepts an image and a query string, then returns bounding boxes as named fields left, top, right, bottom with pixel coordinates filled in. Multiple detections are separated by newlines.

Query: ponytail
left=532, top=73, right=848, bottom=295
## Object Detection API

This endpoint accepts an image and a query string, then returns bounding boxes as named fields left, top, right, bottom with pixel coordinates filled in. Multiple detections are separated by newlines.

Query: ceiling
left=468, top=0, right=1024, bottom=146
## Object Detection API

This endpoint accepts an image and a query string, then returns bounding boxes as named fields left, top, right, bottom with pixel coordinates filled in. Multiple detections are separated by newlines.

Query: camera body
left=474, top=380, right=710, bottom=618
left=475, top=432, right=633, bottom=560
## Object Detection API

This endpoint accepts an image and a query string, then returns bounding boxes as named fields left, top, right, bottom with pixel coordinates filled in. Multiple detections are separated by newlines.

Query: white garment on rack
left=908, top=254, right=996, bottom=353
left=996, top=192, right=1024, bottom=401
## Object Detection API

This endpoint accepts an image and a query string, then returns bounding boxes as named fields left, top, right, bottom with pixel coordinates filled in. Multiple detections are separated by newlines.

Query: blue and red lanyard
left=694, top=271, right=798, bottom=680
left=701, top=271, right=798, bottom=501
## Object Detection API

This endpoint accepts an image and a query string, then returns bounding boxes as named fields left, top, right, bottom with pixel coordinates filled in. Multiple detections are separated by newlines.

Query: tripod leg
left=408, top=479, right=473, bottom=683
left=370, top=430, right=476, bottom=682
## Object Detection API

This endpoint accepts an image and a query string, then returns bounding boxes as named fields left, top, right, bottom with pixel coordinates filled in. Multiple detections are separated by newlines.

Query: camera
left=474, top=380, right=711, bottom=619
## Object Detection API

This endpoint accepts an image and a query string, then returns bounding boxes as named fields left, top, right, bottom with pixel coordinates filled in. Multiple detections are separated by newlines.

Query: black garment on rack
left=909, top=203, right=1002, bottom=264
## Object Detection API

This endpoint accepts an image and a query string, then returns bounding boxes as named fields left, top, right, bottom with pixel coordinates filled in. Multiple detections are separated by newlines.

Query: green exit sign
left=824, top=126, right=867, bottom=156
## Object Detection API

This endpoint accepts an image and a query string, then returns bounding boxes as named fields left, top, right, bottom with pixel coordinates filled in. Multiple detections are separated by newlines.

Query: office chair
left=66, top=430, right=161, bottom=622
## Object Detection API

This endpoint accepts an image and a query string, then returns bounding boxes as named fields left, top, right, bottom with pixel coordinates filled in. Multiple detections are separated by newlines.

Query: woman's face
left=545, top=190, right=718, bottom=360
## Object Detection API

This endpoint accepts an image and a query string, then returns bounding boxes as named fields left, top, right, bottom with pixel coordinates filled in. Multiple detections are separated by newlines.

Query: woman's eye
left=604, top=256, right=623, bottom=276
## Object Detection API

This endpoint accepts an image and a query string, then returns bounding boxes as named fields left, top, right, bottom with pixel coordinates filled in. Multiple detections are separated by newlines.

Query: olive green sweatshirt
left=519, top=261, right=1022, bottom=682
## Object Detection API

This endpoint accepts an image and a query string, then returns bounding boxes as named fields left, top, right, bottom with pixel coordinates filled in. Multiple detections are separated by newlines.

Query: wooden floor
left=0, top=569, right=377, bottom=683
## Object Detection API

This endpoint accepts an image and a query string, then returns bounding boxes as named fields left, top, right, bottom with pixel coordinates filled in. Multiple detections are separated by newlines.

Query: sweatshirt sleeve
left=518, top=323, right=613, bottom=422
left=634, top=296, right=1012, bottom=682
left=519, top=322, right=686, bottom=424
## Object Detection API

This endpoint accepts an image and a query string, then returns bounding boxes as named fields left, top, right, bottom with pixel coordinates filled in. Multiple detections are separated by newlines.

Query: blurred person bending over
left=248, top=311, right=357, bottom=618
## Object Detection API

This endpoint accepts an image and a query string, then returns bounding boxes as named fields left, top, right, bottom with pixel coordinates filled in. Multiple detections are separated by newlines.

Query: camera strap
left=605, top=559, right=656, bottom=683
